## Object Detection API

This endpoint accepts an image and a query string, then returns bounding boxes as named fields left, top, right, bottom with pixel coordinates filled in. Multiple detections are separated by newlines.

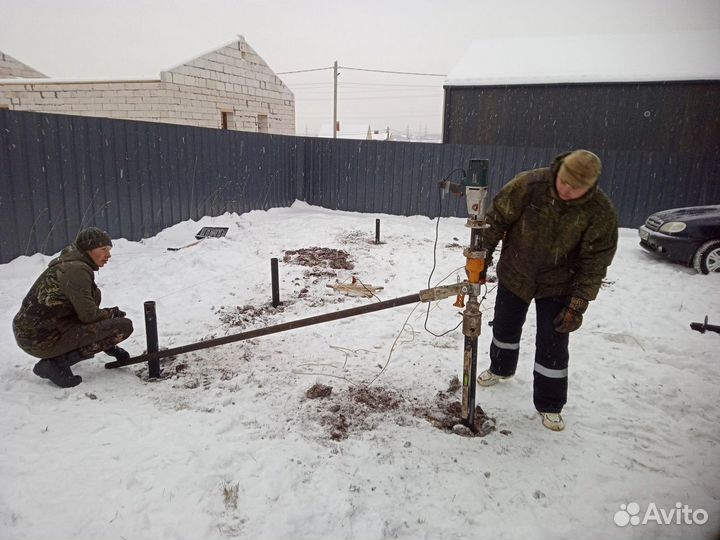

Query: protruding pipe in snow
left=144, top=301, right=160, bottom=378
left=271, top=257, right=280, bottom=307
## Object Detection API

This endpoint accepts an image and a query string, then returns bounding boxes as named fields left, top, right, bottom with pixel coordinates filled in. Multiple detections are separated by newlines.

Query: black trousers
left=489, top=285, right=569, bottom=413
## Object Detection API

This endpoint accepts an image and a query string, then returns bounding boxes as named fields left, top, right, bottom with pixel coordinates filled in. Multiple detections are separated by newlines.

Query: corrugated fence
left=2, top=109, right=719, bottom=264
left=0, top=110, right=301, bottom=263
left=301, top=136, right=488, bottom=217
left=0, top=110, right=483, bottom=263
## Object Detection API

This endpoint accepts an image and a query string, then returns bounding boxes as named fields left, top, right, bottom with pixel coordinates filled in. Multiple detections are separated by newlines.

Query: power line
left=292, top=87, right=443, bottom=94
left=298, top=94, right=441, bottom=102
left=280, top=63, right=446, bottom=133
left=296, top=113, right=441, bottom=119
left=289, top=83, right=442, bottom=91
left=277, top=66, right=333, bottom=75
left=286, top=82, right=334, bottom=87
left=339, top=65, right=447, bottom=77
left=341, top=82, right=443, bottom=88
left=278, top=65, right=447, bottom=77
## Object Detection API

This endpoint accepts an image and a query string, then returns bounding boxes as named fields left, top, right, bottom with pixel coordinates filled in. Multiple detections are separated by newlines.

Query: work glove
left=553, top=296, right=589, bottom=333
left=484, top=250, right=494, bottom=270
left=106, top=306, right=127, bottom=319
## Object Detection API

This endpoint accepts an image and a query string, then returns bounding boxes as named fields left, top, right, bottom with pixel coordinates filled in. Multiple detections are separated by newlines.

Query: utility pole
left=333, top=60, right=338, bottom=139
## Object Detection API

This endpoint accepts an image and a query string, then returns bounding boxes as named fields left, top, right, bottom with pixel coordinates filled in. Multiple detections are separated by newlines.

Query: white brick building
left=0, top=37, right=295, bottom=135
left=0, top=51, right=48, bottom=79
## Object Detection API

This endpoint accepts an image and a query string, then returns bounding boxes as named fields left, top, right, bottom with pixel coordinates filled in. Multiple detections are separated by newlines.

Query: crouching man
left=13, top=227, right=133, bottom=388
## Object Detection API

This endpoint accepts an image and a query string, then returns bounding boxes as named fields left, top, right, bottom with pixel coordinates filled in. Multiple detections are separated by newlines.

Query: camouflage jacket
left=482, top=154, right=618, bottom=303
left=13, top=245, right=112, bottom=348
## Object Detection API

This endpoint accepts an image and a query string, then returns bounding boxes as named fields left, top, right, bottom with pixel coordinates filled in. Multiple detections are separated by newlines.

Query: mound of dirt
left=283, top=247, right=354, bottom=270
left=216, top=303, right=286, bottom=329
left=413, top=379, right=496, bottom=437
left=349, top=386, right=402, bottom=412
left=305, top=384, right=404, bottom=440
left=304, top=377, right=496, bottom=440
left=306, top=383, right=333, bottom=399
left=415, top=400, right=495, bottom=437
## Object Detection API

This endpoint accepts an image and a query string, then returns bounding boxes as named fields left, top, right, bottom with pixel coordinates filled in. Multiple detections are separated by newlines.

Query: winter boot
left=477, top=369, right=512, bottom=387
left=64, top=350, right=90, bottom=366
left=32, top=354, right=82, bottom=388
left=104, top=346, right=130, bottom=362
left=539, top=412, right=565, bottom=432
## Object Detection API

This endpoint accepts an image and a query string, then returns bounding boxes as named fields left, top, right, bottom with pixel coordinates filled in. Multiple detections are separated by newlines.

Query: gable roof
left=162, top=36, right=264, bottom=75
left=446, top=30, right=720, bottom=86
left=0, top=50, right=47, bottom=79
left=0, top=36, right=282, bottom=85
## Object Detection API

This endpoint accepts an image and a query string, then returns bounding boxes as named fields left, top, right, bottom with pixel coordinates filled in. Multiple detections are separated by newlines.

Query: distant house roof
left=446, top=30, right=720, bottom=86
left=0, top=36, right=281, bottom=86
left=318, top=123, right=371, bottom=140
left=0, top=50, right=47, bottom=79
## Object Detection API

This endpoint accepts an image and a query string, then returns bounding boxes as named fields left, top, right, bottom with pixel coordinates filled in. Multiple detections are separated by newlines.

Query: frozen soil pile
left=304, top=376, right=498, bottom=440
left=215, top=303, right=287, bottom=329
left=283, top=247, right=354, bottom=270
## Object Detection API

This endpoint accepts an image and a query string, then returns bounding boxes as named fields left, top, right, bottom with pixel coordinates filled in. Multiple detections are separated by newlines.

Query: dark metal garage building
left=442, top=31, right=720, bottom=227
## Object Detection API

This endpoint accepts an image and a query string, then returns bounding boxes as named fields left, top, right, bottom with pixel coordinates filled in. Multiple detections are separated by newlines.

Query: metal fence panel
left=0, top=110, right=299, bottom=263
left=4, top=109, right=717, bottom=264
left=301, top=137, right=482, bottom=219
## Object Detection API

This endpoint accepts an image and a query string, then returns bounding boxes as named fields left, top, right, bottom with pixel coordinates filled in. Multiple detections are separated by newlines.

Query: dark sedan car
left=638, top=205, right=720, bottom=274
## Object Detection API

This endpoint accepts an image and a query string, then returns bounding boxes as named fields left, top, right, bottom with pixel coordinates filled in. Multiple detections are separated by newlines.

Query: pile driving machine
left=107, top=160, right=492, bottom=431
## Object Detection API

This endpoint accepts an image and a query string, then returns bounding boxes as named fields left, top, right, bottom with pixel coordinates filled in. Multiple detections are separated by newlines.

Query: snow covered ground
left=1, top=201, right=718, bottom=540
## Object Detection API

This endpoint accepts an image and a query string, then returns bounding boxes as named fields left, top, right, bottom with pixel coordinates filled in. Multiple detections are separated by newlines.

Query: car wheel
left=693, top=239, right=720, bottom=274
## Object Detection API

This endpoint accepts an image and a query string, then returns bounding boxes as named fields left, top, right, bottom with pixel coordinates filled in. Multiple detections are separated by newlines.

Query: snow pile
left=1, top=201, right=718, bottom=539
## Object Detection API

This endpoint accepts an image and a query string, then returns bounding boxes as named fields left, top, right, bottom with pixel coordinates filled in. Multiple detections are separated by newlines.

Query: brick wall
left=0, top=51, right=47, bottom=79
left=0, top=37, right=295, bottom=134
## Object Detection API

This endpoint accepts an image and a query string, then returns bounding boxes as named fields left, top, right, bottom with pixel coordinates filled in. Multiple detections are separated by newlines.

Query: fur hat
left=560, top=150, right=602, bottom=189
left=75, top=227, right=113, bottom=252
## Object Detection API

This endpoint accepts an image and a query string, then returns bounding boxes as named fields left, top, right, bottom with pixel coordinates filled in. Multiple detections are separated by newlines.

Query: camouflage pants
left=17, top=317, right=133, bottom=360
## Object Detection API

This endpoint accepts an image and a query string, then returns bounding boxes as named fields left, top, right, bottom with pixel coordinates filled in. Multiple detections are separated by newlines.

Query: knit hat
left=560, top=150, right=602, bottom=189
left=75, top=227, right=113, bottom=252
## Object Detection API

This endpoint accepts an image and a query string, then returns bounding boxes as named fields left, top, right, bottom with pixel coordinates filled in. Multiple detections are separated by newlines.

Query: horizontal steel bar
left=105, top=292, right=422, bottom=369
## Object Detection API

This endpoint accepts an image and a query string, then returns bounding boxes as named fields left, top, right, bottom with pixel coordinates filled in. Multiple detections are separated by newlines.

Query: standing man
left=479, top=150, right=618, bottom=431
left=13, top=227, right=133, bottom=388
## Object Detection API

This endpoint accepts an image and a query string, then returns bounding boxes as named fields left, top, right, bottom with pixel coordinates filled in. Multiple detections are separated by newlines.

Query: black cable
left=427, top=167, right=465, bottom=289
left=480, top=283, right=497, bottom=305
left=424, top=167, right=466, bottom=338
left=427, top=317, right=464, bottom=337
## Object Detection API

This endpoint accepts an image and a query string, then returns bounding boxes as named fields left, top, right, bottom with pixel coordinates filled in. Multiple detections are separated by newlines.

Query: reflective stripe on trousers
left=489, top=284, right=570, bottom=413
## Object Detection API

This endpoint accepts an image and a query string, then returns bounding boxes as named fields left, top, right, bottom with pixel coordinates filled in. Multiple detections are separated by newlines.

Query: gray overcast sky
left=1, top=0, right=719, bottom=136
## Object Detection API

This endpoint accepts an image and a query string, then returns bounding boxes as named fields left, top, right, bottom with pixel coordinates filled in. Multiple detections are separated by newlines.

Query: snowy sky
left=1, top=0, right=719, bottom=136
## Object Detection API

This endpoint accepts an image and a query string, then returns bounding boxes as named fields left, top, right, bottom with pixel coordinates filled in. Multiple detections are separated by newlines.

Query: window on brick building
left=257, top=114, right=268, bottom=133
left=221, top=111, right=234, bottom=130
